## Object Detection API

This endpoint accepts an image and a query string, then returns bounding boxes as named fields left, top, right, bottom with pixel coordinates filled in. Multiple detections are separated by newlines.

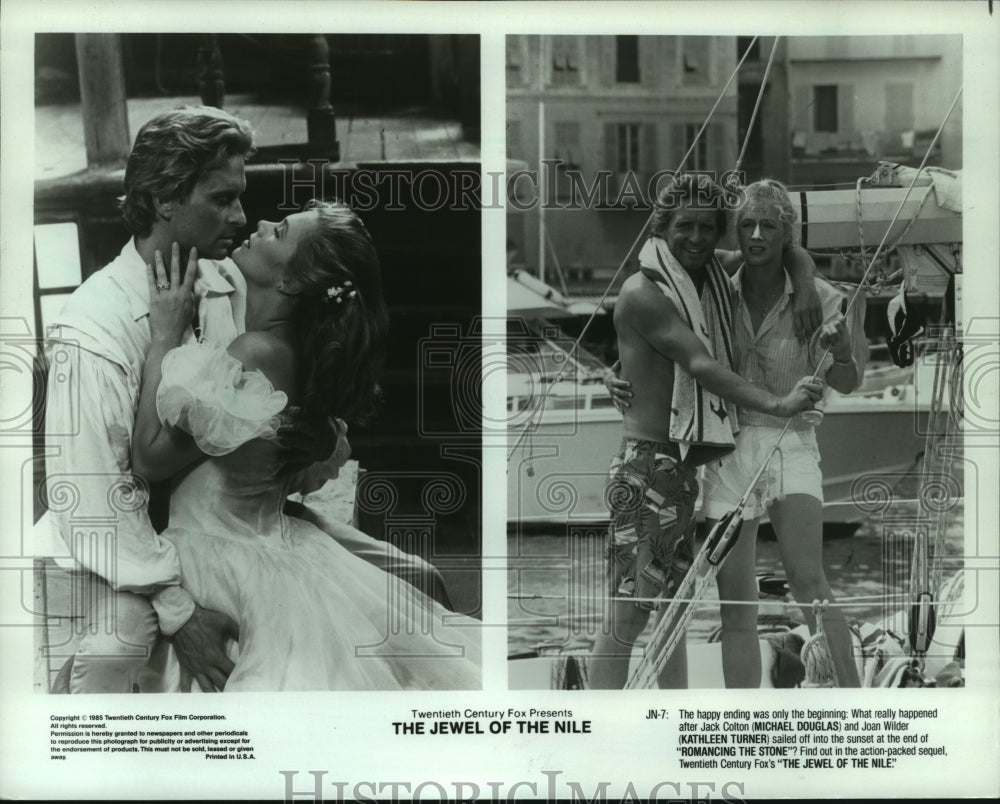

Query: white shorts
left=701, top=425, right=824, bottom=520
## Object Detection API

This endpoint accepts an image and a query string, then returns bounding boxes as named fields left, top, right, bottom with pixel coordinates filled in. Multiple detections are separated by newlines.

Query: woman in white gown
left=131, top=200, right=480, bottom=691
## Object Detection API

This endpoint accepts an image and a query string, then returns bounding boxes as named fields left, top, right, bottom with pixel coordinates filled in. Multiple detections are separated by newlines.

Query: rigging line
left=734, top=37, right=780, bottom=175
left=627, top=86, right=965, bottom=688
left=506, top=36, right=763, bottom=464
left=763, top=86, right=963, bottom=485
left=920, top=305, right=959, bottom=598
left=920, top=243, right=959, bottom=276
left=857, top=181, right=935, bottom=293
left=884, top=186, right=934, bottom=255
left=835, top=86, right=963, bottom=342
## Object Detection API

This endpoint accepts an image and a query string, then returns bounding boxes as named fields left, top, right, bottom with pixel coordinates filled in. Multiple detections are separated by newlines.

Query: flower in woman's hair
left=325, top=280, right=357, bottom=304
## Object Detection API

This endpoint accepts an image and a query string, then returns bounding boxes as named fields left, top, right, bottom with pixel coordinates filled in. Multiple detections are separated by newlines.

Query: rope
left=623, top=85, right=965, bottom=688
left=855, top=170, right=935, bottom=295
left=921, top=298, right=960, bottom=600
left=836, top=86, right=962, bottom=342
left=734, top=37, right=780, bottom=175
left=800, top=600, right=837, bottom=687
left=855, top=171, right=877, bottom=274
left=885, top=186, right=934, bottom=254
left=506, top=36, right=763, bottom=464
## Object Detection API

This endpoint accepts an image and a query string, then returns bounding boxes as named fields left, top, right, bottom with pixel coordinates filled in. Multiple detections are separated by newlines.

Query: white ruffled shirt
left=41, top=239, right=245, bottom=633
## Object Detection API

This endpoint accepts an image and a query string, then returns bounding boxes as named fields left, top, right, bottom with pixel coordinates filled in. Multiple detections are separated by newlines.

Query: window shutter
left=603, top=123, right=616, bottom=170
left=792, top=85, right=811, bottom=133
left=681, top=36, right=710, bottom=86
left=662, top=37, right=678, bottom=87
left=598, top=37, right=615, bottom=87
left=506, top=119, right=521, bottom=160
left=505, top=37, right=523, bottom=87
left=642, top=122, right=658, bottom=197
left=604, top=122, right=620, bottom=198
left=710, top=123, right=729, bottom=171
left=838, top=84, right=854, bottom=133
left=565, top=39, right=579, bottom=72
left=639, top=36, right=658, bottom=87
left=670, top=123, right=687, bottom=170
left=525, top=36, right=540, bottom=86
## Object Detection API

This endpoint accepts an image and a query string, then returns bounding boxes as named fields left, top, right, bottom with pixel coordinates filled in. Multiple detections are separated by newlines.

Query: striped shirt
left=730, top=267, right=845, bottom=430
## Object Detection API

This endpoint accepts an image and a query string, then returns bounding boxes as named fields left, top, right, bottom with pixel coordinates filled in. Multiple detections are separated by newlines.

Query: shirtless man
left=588, top=174, right=823, bottom=689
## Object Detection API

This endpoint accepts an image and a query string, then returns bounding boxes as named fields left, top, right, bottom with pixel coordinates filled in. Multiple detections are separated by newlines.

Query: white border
left=2, top=2, right=997, bottom=800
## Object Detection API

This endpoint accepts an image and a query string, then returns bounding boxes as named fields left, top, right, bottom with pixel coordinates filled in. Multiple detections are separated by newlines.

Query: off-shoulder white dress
left=156, top=341, right=481, bottom=691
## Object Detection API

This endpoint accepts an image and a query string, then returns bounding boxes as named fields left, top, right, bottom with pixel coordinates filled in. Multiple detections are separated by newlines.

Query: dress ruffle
left=165, top=518, right=482, bottom=691
left=156, top=341, right=287, bottom=456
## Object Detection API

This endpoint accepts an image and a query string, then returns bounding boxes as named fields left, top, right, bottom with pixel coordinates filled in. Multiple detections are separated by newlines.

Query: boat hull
left=508, top=405, right=935, bottom=526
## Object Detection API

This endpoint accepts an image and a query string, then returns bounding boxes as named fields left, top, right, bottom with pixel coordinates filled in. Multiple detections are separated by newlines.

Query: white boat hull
left=508, top=403, right=936, bottom=526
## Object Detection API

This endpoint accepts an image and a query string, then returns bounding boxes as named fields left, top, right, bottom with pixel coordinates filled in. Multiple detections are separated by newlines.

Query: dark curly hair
left=285, top=200, right=388, bottom=426
left=121, top=106, right=255, bottom=236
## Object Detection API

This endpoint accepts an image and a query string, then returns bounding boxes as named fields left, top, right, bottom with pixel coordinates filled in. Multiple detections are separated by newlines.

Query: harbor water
left=508, top=496, right=964, bottom=656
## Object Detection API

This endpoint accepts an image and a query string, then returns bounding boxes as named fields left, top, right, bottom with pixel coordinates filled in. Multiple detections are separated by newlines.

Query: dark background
left=33, top=33, right=483, bottom=612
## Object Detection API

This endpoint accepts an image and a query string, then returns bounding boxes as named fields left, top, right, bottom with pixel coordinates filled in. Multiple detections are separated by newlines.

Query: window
left=506, top=119, right=521, bottom=160
left=553, top=122, right=581, bottom=169
left=553, top=121, right=581, bottom=198
left=814, top=85, right=838, bottom=133
left=737, top=37, right=760, bottom=61
left=684, top=124, right=709, bottom=171
left=505, top=37, right=523, bottom=85
left=605, top=122, right=656, bottom=201
left=681, top=37, right=710, bottom=86
left=615, top=36, right=640, bottom=83
left=34, top=222, right=82, bottom=336
left=616, top=123, right=641, bottom=173
left=670, top=122, right=722, bottom=174
left=550, top=36, right=580, bottom=86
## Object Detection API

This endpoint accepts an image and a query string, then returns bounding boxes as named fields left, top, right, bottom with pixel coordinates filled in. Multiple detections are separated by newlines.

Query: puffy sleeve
left=156, top=341, right=288, bottom=456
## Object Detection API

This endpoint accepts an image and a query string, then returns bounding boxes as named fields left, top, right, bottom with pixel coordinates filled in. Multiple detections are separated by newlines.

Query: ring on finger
left=156, top=283, right=170, bottom=291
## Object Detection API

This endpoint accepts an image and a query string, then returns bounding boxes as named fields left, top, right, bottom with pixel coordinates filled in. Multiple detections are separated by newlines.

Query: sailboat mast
left=538, top=98, right=546, bottom=284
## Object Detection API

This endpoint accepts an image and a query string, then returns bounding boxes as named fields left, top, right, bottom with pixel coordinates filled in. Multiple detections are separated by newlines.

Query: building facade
left=786, top=35, right=963, bottom=187
left=506, top=35, right=739, bottom=285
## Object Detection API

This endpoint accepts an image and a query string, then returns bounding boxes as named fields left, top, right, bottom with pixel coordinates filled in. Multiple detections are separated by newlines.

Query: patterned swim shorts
left=605, top=439, right=698, bottom=611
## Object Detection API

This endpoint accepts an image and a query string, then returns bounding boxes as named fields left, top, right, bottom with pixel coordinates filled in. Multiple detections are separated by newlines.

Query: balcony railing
left=792, top=129, right=942, bottom=161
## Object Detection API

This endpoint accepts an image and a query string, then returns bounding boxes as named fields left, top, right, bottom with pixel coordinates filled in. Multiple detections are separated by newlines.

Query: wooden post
left=198, top=34, right=225, bottom=108
left=307, top=35, right=339, bottom=160
left=74, top=34, right=130, bottom=169
left=766, top=37, right=791, bottom=186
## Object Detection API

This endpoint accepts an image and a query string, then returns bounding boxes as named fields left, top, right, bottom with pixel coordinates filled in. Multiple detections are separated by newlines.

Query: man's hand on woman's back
left=171, top=604, right=239, bottom=692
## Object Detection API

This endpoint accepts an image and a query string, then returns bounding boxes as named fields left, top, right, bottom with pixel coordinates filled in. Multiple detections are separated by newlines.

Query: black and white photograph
left=0, top=2, right=997, bottom=802
left=506, top=34, right=972, bottom=691
left=27, top=31, right=483, bottom=694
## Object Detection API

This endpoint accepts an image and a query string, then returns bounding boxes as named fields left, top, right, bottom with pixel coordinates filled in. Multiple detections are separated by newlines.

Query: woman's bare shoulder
left=227, top=332, right=297, bottom=393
